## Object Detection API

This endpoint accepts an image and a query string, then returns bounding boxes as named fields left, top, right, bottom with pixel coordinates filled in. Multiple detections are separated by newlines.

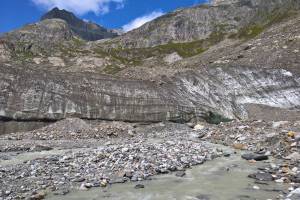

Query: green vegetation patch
left=72, top=37, right=85, bottom=47
left=203, top=111, right=232, bottom=125
left=94, top=22, right=231, bottom=66
left=231, top=9, right=298, bottom=40
left=13, top=50, right=34, bottom=61
left=103, top=64, right=122, bottom=75
left=231, top=25, right=264, bottom=40
left=58, top=37, right=89, bottom=57
left=94, top=39, right=208, bottom=66
left=153, top=41, right=207, bottom=58
left=264, top=9, right=298, bottom=26
left=11, top=41, right=35, bottom=61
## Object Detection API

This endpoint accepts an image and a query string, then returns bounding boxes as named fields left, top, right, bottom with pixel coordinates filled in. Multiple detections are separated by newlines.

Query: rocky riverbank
left=0, top=119, right=299, bottom=199
left=0, top=119, right=221, bottom=200
left=202, top=120, right=300, bottom=199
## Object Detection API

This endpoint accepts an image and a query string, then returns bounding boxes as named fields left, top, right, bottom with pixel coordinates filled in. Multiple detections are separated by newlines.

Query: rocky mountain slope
left=108, top=0, right=300, bottom=48
left=0, top=0, right=299, bottom=122
left=41, top=7, right=119, bottom=41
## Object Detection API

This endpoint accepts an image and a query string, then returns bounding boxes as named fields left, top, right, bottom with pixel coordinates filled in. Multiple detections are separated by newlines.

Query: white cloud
left=31, top=0, right=125, bottom=15
left=116, top=1, right=125, bottom=10
left=122, top=11, right=164, bottom=32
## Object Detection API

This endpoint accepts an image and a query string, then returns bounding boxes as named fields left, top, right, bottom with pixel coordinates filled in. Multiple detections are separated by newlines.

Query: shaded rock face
left=41, top=7, right=118, bottom=41
left=0, top=64, right=299, bottom=122
left=114, top=0, right=300, bottom=48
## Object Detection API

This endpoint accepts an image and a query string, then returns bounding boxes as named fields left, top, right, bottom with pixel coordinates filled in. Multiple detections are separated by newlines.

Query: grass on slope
left=230, top=9, right=298, bottom=40
left=204, top=111, right=232, bottom=125
left=93, top=27, right=227, bottom=68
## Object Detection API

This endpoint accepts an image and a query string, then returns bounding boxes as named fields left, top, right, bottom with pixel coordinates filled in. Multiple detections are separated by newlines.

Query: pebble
left=232, top=143, right=246, bottom=150
left=79, top=184, right=89, bottom=191
left=29, top=191, right=46, bottom=200
left=196, top=194, right=210, bottom=200
left=30, top=145, right=53, bottom=152
left=275, top=178, right=284, bottom=183
left=175, top=171, right=186, bottom=177
left=72, top=177, right=85, bottom=182
left=100, top=180, right=108, bottom=187
left=287, top=188, right=300, bottom=199
left=109, top=177, right=125, bottom=184
left=248, top=172, right=274, bottom=181
left=134, top=184, right=145, bottom=189
left=285, top=152, right=300, bottom=161
left=253, top=185, right=260, bottom=190
left=223, top=153, right=231, bottom=157
left=194, top=124, right=205, bottom=130
left=53, top=189, right=69, bottom=196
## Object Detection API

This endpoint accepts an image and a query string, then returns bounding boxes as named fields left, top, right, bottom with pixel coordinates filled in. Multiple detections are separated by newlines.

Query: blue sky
left=0, top=0, right=207, bottom=33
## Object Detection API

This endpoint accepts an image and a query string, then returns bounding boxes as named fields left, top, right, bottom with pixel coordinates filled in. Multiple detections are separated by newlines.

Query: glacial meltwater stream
left=41, top=148, right=288, bottom=200
left=0, top=144, right=289, bottom=200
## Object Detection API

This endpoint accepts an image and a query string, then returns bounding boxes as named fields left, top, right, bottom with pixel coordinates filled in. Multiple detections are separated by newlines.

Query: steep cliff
left=0, top=63, right=299, bottom=122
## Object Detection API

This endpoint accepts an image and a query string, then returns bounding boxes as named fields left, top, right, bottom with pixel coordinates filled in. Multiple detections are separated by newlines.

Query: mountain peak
left=41, top=7, right=84, bottom=27
left=50, top=7, right=60, bottom=11
left=41, top=7, right=119, bottom=41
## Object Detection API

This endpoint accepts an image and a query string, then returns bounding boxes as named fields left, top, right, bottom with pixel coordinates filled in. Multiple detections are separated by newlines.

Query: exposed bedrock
left=0, top=64, right=299, bottom=122
left=113, top=0, right=300, bottom=48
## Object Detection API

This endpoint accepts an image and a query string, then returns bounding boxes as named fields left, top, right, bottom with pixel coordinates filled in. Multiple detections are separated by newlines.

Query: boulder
left=248, top=172, right=274, bottom=181
left=242, top=153, right=268, bottom=161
